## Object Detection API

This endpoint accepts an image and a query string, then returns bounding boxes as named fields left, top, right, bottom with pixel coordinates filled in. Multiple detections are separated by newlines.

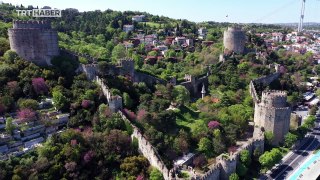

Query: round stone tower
left=223, top=27, right=246, bottom=54
left=8, top=20, right=59, bottom=66
left=254, top=90, right=291, bottom=145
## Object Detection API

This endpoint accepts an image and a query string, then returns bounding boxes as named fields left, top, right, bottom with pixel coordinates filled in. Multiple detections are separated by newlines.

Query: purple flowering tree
left=83, top=150, right=94, bottom=163
left=32, top=77, right=48, bottom=95
left=208, top=121, right=220, bottom=129
left=81, top=100, right=91, bottom=108
left=136, top=175, right=144, bottom=180
left=17, top=108, right=36, bottom=122
left=123, top=108, right=136, bottom=121
left=136, top=109, right=147, bottom=122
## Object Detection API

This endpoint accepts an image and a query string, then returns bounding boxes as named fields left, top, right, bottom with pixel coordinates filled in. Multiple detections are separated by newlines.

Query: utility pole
left=298, top=0, right=306, bottom=32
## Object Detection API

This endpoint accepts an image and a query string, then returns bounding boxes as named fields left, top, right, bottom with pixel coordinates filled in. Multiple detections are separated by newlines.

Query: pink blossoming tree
left=208, top=121, right=220, bottom=129
left=17, top=108, right=36, bottom=122
left=32, top=77, right=48, bottom=95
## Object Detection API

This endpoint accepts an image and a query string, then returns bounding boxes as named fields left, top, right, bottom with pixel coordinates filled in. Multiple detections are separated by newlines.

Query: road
left=261, top=118, right=320, bottom=180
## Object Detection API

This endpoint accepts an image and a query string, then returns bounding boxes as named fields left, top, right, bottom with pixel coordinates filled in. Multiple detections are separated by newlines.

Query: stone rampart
left=249, top=72, right=280, bottom=103
left=180, top=74, right=208, bottom=96
left=95, top=76, right=123, bottom=113
left=119, top=111, right=171, bottom=180
left=200, top=129, right=264, bottom=180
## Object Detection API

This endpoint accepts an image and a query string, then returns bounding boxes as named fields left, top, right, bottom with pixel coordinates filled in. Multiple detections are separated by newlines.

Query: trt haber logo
left=16, top=9, right=62, bottom=17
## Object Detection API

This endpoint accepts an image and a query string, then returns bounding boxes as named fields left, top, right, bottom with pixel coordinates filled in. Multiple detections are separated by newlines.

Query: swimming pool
left=288, top=150, right=320, bottom=180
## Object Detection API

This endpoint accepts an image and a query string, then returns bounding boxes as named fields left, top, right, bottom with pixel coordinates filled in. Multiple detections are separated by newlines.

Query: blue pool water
left=289, top=150, right=320, bottom=180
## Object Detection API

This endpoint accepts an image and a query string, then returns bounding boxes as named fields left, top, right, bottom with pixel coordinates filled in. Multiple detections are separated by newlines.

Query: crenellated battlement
left=184, top=74, right=195, bottom=82
left=119, top=58, right=135, bottom=67
left=262, top=90, right=287, bottom=97
left=12, top=20, right=51, bottom=29
left=261, top=90, right=288, bottom=108
left=256, top=105, right=290, bottom=110
left=227, top=26, right=243, bottom=32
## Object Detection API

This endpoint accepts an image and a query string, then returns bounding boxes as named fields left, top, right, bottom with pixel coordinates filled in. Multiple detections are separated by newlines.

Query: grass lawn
left=145, top=22, right=161, bottom=28
left=175, top=105, right=204, bottom=131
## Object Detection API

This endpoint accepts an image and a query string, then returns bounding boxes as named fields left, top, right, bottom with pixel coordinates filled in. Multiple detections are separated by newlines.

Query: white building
left=157, top=45, right=168, bottom=55
left=272, top=32, right=283, bottom=42
left=132, top=15, right=145, bottom=22
left=198, top=28, right=208, bottom=39
left=123, top=25, right=134, bottom=33
left=173, top=37, right=186, bottom=46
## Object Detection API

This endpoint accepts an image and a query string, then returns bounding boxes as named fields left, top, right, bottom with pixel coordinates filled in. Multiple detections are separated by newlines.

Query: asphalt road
left=262, top=119, right=320, bottom=180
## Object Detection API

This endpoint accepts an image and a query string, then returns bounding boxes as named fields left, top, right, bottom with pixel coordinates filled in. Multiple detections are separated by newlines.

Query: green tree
left=172, top=85, right=190, bottom=106
left=284, top=132, right=298, bottom=148
left=149, top=168, right=164, bottom=180
left=259, top=148, right=282, bottom=169
left=5, top=117, right=15, bottom=134
left=198, top=137, right=213, bottom=157
left=3, top=50, right=18, bottom=63
left=191, top=120, right=209, bottom=140
left=123, top=92, right=133, bottom=108
left=229, top=173, right=239, bottom=180
left=236, top=162, right=248, bottom=177
left=303, top=115, right=316, bottom=128
left=240, top=150, right=251, bottom=166
left=120, top=155, right=149, bottom=178
left=52, top=90, right=68, bottom=110
left=111, top=44, right=126, bottom=63
left=17, top=99, right=39, bottom=110
left=148, top=50, right=158, bottom=56
left=265, top=131, right=274, bottom=145
left=0, top=37, right=9, bottom=56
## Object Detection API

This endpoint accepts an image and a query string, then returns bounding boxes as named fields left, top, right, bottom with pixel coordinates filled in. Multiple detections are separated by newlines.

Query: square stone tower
left=254, top=90, right=291, bottom=145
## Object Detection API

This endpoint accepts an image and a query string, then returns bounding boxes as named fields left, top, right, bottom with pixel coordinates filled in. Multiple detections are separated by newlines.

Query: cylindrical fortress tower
left=254, top=90, right=291, bottom=145
left=223, top=27, right=246, bottom=54
left=8, top=20, right=59, bottom=66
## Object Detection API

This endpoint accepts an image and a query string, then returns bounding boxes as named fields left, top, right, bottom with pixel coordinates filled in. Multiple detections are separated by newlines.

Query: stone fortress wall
left=249, top=72, right=280, bottom=103
left=7, top=20, right=274, bottom=180
left=200, top=68, right=291, bottom=179
left=8, top=20, right=59, bottom=66
left=69, top=59, right=171, bottom=179
left=250, top=68, right=291, bottom=145
left=95, top=76, right=123, bottom=113
left=180, top=74, right=209, bottom=96
left=200, top=127, right=265, bottom=180
left=75, top=59, right=123, bottom=113
left=223, top=27, right=246, bottom=54
left=119, top=112, right=172, bottom=180
left=76, top=50, right=268, bottom=180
